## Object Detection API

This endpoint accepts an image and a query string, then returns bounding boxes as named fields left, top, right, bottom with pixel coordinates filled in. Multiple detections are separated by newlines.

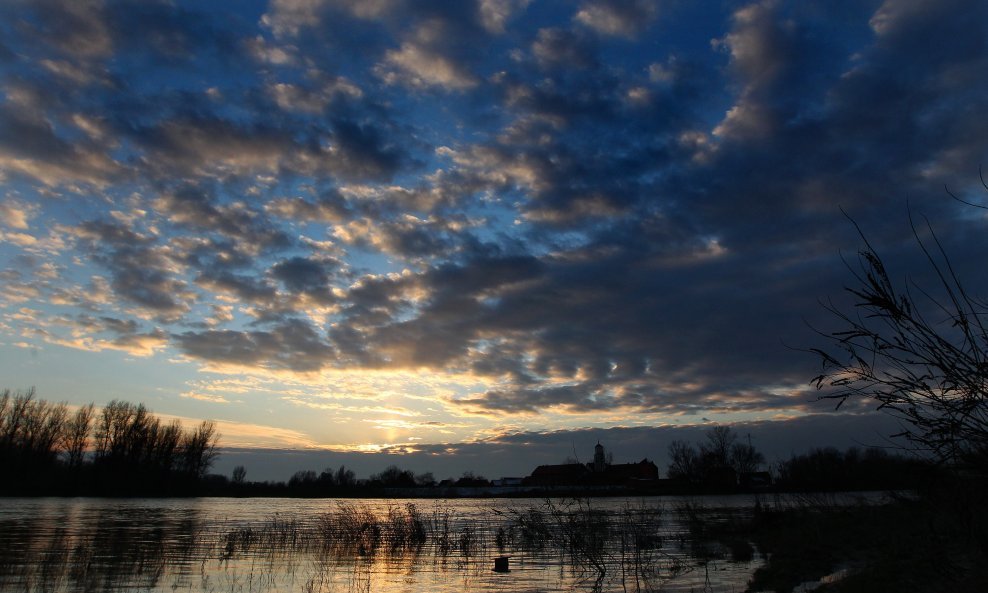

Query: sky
left=1, top=0, right=987, bottom=482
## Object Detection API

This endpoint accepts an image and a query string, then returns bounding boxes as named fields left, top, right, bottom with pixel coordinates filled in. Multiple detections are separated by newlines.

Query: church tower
left=593, top=441, right=606, bottom=472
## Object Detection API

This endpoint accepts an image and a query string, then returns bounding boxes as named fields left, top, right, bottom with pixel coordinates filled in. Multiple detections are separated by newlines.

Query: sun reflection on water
left=0, top=496, right=767, bottom=593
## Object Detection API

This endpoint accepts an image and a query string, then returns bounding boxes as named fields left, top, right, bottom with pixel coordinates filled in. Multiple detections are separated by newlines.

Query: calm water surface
left=0, top=494, right=879, bottom=593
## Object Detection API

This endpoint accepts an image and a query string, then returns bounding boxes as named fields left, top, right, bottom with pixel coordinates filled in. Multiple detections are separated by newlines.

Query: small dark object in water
left=494, top=556, right=510, bottom=572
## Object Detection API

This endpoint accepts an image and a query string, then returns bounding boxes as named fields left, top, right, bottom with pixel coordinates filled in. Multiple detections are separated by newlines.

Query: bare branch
left=810, top=196, right=988, bottom=469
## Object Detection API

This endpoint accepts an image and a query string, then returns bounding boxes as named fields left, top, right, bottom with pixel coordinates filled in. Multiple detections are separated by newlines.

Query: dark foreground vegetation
left=0, top=388, right=218, bottom=496
left=665, top=481, right=988, bottom=593
left=787, top=187, right=988, bottom=591
left=746, top=481, right=988, bottom=592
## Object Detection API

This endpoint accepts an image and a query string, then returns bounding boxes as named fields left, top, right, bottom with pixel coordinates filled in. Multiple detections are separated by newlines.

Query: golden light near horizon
left=1, top=0, right=986, bottom=479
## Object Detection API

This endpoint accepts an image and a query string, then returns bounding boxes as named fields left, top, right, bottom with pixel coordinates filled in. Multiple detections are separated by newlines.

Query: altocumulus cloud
left=0, top=0, right=986, bottom=452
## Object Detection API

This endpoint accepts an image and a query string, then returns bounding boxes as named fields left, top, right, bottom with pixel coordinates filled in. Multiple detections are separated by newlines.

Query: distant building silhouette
left=523, top=442, right=658, bottom=487
left=593, top=459, right=659, bottom=484
left=525, top=463, right=590, bottom=486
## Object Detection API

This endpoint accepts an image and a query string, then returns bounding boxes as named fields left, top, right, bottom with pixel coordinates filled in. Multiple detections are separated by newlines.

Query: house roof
left=530, top=463, right=590, bottom=478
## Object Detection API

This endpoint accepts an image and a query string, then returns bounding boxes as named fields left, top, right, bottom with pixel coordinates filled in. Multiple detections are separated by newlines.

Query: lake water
left=0, top=493, right=880, bottom=593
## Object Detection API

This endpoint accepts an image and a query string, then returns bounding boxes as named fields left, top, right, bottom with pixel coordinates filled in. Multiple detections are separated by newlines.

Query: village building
left=523, top=442, right=659, bottom=487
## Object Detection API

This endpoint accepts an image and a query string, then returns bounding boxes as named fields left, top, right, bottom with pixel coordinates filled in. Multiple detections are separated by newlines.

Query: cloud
left=0, top=230, right=37, bottom=247
left=174, top=319, right=336, bottom=373
left=43, top=314, right=169, bottom=357
left=9, top=0, right=114, bottom=60
left=2, top=0, right=987, bottom=460
left=67, top=220, right=195, bottom=320
left=163, top=415, right=322, bottom=449
left=153, top=184, right=292, bottom=253
left=261, top=0, right=337, bottom=37
left=711, top=0, right=840, bottom=141
left=380, top=41, right=479, bottom=90
left=139, top=116, right=296, bottom=177
left=195, top=268, right=276, bottom=306
left=322, top=118, right=406, bottom=181
left=266, top=190, right=352, bottom=223
left=268, top=78, right=362, bottom=113
left=332, top=215, right=465, bottom=260
left=271, top=256, right=332, bottom=293
left=574, top=0, right=659, bottom=38
left=531, top=28, right=598, bottom=70
left=478, top=0, right=531, bottom=34
left=0, top=92, right=122, bottom=187
left=245, top=35, right=297, bottom=65
left=262, top=0, right=502, bottom=96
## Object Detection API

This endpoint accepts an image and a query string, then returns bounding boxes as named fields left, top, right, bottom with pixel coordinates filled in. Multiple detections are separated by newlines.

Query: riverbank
left=741, top=486, right=988, bottom=592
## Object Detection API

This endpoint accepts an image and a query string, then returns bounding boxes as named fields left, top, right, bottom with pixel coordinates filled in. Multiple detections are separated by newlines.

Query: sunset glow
left=2, top=0, right=986, bottom=480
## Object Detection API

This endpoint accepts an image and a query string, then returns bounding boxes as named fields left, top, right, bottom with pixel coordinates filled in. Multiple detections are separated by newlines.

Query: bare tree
left=65, top=404, right=95, bottom=469
left=0, top=389, right=68, bottom=464
left=701, top=425, right=737, bottom=467
left=152, top=420, right=182, bottom=472
left=25, top=399, right=67, bottom=463
left=94, top=400, right=136, bottom=463
left=232, top=465, right=247, bottom=485
left=181, top=420, right=219, bottom=479
left=289, top=469, right=318, bottom=488
left=0, top=391, right=224, bottom=494
left=667, top=440, right=698, bottom=481
left=810, top=210, right=988, bottom=468
left=730, top=441, right=765, bottom=475
left=0, top=388, right=35, bottom=453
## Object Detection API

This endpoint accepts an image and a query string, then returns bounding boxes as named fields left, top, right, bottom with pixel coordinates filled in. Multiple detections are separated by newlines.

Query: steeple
left=593, top=441, right=606, bottom=472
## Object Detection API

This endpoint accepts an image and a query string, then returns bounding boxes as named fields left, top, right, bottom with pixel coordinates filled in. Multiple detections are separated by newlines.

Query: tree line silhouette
left=2, top=388, right=932, bottom=498
left=0, top=388, right=218, bottom=496
left=209, top=464, right=492, bottom=498
left=666, top=426, right=767, bottom=490
left=666, top=425, right=931, bottom=493
left=773, top=446, right=930, bottom=492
